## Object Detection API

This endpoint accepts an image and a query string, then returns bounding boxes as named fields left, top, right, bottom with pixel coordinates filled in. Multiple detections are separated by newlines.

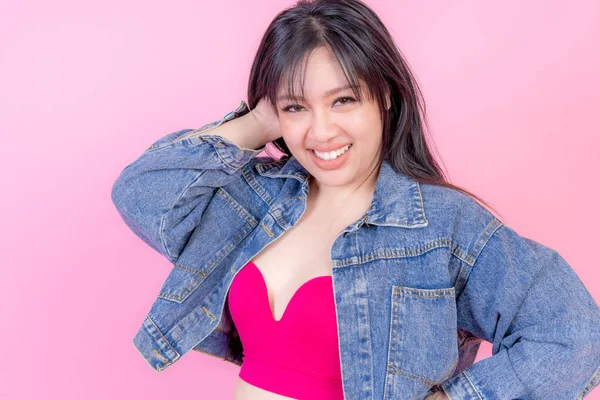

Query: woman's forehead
left=277, top=50, right=357, bottom=91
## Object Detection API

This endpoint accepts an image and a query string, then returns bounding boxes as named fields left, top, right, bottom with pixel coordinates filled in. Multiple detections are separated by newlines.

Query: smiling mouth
left=311, top=144, right=352, bottom=160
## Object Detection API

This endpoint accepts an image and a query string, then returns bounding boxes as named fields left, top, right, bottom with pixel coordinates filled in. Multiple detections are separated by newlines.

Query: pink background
left=1, top=0, right=598, bottom=399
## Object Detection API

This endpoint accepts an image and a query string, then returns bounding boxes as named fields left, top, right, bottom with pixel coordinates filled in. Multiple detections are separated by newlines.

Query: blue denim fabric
left=111, top=100, right=600, bottom=399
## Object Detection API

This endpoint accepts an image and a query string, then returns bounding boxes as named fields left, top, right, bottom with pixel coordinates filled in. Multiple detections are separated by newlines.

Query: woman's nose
left=308, top=109, right=337, bottom=142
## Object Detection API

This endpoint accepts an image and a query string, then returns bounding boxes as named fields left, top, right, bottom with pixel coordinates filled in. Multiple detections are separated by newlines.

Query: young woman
left=111, top=0, right=600, bottom=399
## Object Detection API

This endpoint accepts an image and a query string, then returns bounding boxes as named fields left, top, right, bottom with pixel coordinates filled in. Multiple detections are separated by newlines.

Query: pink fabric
left=228, top=260, right=344, bottom=399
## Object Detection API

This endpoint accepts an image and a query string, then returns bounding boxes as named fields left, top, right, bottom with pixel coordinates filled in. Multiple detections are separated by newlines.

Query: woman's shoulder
left=417, top=181, right=501, bottom=252
left=419, top=181, right=497, bottom=222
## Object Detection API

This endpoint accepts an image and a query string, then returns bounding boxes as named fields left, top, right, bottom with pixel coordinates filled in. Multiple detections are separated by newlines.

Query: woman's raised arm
left=110, top=100, right=271, bottom=263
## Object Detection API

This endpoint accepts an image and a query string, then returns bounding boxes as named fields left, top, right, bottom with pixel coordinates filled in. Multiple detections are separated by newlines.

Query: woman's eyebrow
left=277, top=84, right=357, bottom=102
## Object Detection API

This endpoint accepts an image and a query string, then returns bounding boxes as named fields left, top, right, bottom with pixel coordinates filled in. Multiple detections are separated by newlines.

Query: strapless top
left=227, top=260, right=344, bottom=399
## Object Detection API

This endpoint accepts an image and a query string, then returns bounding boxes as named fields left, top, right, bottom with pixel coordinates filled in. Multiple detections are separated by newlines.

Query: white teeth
left=312, top=144, right=351, bottom=160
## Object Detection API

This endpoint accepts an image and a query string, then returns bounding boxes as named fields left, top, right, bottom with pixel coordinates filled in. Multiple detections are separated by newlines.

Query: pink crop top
left=227, top=260, right=344, bottom=399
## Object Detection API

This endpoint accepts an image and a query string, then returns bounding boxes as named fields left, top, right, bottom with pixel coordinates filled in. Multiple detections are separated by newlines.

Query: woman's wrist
left=210, top=111, right=269, bottom=151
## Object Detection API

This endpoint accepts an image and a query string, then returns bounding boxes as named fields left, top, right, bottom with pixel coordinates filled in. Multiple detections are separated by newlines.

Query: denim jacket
left=111, top=100, right=600, bottom=399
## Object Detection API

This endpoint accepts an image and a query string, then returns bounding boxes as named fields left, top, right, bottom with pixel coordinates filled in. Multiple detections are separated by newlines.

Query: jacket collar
left=254, top=156, right=428, bottom=228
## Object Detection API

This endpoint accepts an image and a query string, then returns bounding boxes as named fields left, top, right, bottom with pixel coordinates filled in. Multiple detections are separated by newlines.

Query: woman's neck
left=307, top=162, right=381, bottom=215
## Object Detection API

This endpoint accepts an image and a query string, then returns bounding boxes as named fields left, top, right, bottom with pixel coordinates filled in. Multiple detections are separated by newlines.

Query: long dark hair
left=246, top=0, right=501, bottom=219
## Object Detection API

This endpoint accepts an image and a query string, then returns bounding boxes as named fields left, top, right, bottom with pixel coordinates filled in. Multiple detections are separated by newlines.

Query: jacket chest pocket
left=383, top=285, right=459, bottom=400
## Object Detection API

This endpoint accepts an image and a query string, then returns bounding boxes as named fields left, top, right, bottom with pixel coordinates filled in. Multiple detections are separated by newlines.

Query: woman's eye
left=335, top=96, right=356, bottom=106
left=282, top=104, right=304, bottom=113
left=281, top=96, right=356, bottom=113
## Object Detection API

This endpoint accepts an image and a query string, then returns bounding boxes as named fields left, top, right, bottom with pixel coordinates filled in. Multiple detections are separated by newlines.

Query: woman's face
left=276, top=46, right=386, bottom=191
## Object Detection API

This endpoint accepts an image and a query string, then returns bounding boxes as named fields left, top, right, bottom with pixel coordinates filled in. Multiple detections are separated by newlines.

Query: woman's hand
left=251, top=97, right=282, bottom=143
left=424, top=390, right=449, bottom=400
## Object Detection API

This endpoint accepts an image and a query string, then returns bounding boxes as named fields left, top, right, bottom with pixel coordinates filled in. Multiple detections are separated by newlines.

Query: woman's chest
left=230, top=208, right=351, bottom=399
left=247, top=208, right=348, bottom=322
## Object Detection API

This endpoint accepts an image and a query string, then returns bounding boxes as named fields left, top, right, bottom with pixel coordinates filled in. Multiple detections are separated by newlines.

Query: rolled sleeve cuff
left=441, top=371, right=482, bottom=399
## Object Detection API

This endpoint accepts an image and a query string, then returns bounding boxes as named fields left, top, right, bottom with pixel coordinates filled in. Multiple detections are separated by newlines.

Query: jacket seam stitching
left=241, top=162, right=275, bottom=207
left=215, top=188, right=258, bottom=225
left=577, top=364, right=600, bottom=399
left=466, top=218, right=504, bottom=267
left=158, top=170, right=205, bottom=262
left=146, top=314, right=179, bottom=361
left=462, top=370, right=484, bottom=400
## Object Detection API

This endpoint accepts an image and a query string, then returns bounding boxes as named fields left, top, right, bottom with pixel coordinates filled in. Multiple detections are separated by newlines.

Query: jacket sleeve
left=110, top=101, right=268, bottom=263
left=441, top=219, right=600, bottom=399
